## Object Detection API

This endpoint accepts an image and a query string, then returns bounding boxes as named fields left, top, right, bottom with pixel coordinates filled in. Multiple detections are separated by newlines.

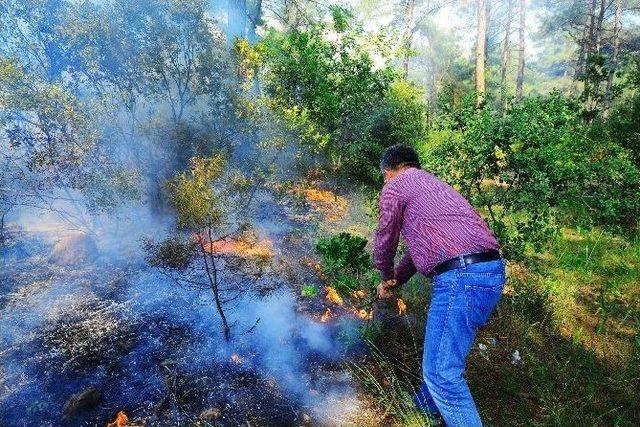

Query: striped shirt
left=374, top=168, right=500, bottom=284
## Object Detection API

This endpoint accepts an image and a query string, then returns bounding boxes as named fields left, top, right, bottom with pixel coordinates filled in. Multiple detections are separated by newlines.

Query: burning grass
left=316, top=286, right=376, bottom=323
left=303, top=189, right=349, bottom=222
left=204, top=238, right=275, bottom=260
left=325, top=286, right=344, bottom=306
left=350, top=307, right=374, bottom=321
left=320, top=308, right=333, bottom=323
left=3, top=201, right=372, bottom=427
left=107, top=410, right=129, bottom=427
left=287, top=184, right=349, bottom=222
left=397, top=298, right=407, bottom=316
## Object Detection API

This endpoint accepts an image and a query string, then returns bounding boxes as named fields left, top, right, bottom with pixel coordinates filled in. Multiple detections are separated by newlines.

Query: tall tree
left=587, top=0, right=597, bottom=56
left=594, top=0, right=606, bottom=54
left=582, top=0, right=609, bottom=119
left=476, top=0, right=487, bottom=107
left=0, top=2, right=139, bottom=231
left=0, top=0, right=71, bottom=84
left=501, top=0, right=514, bottom=102
left=402, top=0, right=415, bottom=79
left=515, top=0, right=525, bottom=100
left=574, top=7, right=588, bottom=81
left=147, top=0, right=215, bottom=124
left=604, top=0, right=622, bottom=116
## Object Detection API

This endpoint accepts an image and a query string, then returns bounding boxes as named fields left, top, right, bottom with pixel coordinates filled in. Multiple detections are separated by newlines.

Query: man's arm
left=373, top=187, right=404, bottom=281
left=395, top=252, right=417, bottom=286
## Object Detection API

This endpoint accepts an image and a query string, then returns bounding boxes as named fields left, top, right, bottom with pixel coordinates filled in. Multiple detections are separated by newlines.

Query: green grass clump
left=351, top=340, right=439, bottom=427
left=301, top=284, right=318, bottom=298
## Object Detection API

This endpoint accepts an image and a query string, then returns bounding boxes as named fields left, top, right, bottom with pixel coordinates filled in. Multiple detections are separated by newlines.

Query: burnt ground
left=0, top=190, right=379, bottom=427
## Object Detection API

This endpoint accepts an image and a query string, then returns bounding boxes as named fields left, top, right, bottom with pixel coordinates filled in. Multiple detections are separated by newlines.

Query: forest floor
left=1, top=181, right=638, bottom=426
left=0, top=187, right=381, bottom=427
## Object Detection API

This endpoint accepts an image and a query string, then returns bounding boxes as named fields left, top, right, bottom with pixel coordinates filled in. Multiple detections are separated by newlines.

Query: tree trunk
left=485, top=0, right=492, bottom=55
left=574, top=16, right=588, bottom=82
left=476, top=0, right=487, bottom=108
left=595, top=0, right=606, bottom=55
left=515, top=0, right=525, bottom=101
left=247, top=0, right=262, bottom=94
left=587, top=0, right=597, bottom=56
left=583, top=0, right=605, bottom=119
left=501, top=0, right=514, bottom=104
left=604, top=0, right=621, bottom=117
left=198, top=234, right=231, bottom=341
left=402, top=0, right=415, bottom=79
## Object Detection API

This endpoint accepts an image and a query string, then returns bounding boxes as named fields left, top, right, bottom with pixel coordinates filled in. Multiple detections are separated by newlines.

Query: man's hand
left=377, top=279, right=397, bottom=299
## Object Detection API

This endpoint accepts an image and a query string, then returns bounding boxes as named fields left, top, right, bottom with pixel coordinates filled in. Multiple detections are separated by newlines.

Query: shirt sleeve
left=374, top=186, right=404, bottom=281
left=395, top=252, right=417, bottom=286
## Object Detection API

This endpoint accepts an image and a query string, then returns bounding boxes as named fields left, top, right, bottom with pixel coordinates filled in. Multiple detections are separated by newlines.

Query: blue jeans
left=414, top=259, right=506, bottom=426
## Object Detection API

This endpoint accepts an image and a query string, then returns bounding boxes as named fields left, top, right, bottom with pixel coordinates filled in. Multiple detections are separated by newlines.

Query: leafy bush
left=165, top=155, right=226, bottom=230
left=143, top=236, right=196, bottom=270
left=419, top=92, right=640, bottom=258
left=143, top=154, right=259, bottom=341
left=607, top=54, right=640, bottom=168
left=315, top=232, right=374, bottom=296
left=573, top=125, right=640, bottom=231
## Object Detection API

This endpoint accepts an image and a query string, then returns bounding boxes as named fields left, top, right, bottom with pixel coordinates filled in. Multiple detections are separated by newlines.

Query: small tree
left=239, top=10, right=427, bottom=186
left=315, top=232, right=374, bottom=296
left=144, top=155, right=268, bottom=340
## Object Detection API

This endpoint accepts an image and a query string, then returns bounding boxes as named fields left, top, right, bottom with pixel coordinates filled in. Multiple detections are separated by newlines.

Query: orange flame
left=397, top=298, right=407, bottom=315
left=320, top=308, right=332, bottom=322
left=230, top=353, right=242, bottom=364
left=302, top=188, right=349, bottom=222
left=350, top=307, right=374, bottom=320
left=107, top=410, right=128, bottom=427
left=350, top=289, right=366, bottom=299
left=202, top=238, right=274, bottom=259
left=325, top=286, right=344, bottom=305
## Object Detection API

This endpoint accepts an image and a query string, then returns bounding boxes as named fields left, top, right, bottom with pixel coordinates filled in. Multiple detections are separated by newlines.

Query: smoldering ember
left=2, top=1, right=640, bottom=427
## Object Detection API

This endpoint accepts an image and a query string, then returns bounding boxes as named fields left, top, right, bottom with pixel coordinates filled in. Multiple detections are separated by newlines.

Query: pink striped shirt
left=374, top=168, right=500, bottom=284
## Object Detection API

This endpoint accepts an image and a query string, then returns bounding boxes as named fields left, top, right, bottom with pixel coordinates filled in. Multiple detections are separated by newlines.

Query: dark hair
left=380, top=144, right=421, bottom=172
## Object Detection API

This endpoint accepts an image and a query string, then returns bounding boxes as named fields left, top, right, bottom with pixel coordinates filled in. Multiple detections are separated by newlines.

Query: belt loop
left=458, top=254, right=465, bottom=269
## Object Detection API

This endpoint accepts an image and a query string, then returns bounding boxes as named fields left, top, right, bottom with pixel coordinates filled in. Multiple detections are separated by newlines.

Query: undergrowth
left=354, top=227, right=639, bottom=426
left=350, top=340, right=437, bottom=427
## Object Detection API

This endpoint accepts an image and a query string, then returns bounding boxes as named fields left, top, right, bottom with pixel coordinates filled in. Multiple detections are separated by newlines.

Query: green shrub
left=607, top=56, right=640, bottom=167
left=301, top=284, right=318, bottom=298
left=314, top=232, right=375, bottom=296
left=419, top=92, right=640, bottom=259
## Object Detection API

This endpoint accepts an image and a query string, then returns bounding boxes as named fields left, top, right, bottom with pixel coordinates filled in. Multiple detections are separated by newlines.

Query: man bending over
left=374, top=144, right=506, bottom=427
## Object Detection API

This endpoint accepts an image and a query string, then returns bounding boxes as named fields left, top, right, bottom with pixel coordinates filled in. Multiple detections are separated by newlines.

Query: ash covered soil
left=0, top=191, right=379, bottom=426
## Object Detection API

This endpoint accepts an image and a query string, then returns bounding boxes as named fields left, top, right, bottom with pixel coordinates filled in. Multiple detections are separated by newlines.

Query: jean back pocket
left=460, top=271, right=505, bottom=328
